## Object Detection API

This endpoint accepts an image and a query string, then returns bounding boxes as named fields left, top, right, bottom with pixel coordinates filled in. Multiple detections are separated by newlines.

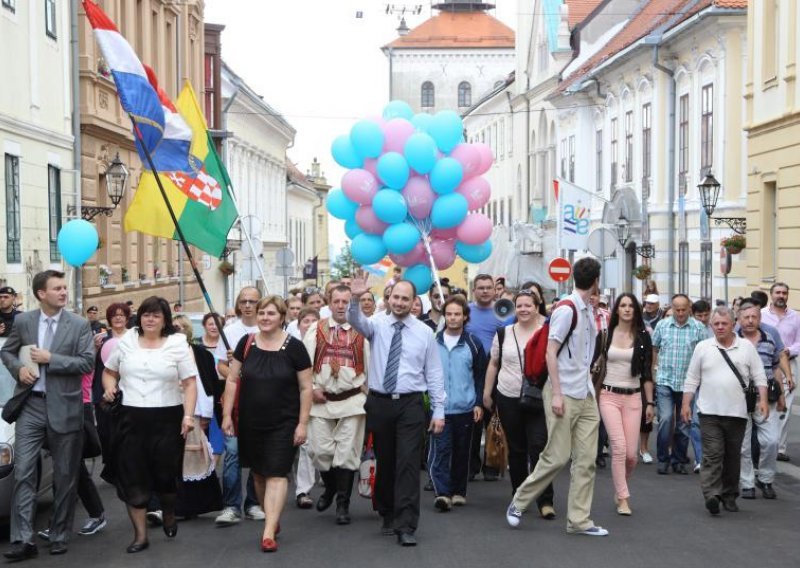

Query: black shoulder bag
left=717, top=347, right=757, bottom=413
left=513, top=326, right=544, bottom=413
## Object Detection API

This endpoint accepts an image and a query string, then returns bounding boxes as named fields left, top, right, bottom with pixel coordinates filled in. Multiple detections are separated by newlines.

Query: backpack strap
left=554, top=300, right=578, bottom=357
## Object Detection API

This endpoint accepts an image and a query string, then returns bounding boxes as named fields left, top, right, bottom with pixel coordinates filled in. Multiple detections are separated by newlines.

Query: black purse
left=513, top=327, right=544, bottom=413
left=99, top=389, right=123, bottom=415
left=717, top=348, right=757, bottom=413
left=1, top=387, right=32, bottom=424
left=767, top=379, right=781, bottom=404
left=82, top=404, right=102, bottom=459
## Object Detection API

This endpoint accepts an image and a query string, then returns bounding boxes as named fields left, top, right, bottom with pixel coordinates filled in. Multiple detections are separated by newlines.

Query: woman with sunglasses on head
left=598, top=293, right=654, bottom=516
left=482, top=288, right=556, bottom=519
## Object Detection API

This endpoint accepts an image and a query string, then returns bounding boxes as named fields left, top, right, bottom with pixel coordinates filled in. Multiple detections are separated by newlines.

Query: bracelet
left=646, top=402, right=655, bottom=406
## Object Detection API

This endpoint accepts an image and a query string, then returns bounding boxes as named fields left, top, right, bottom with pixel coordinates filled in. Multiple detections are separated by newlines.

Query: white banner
left=556, top=178, right=591, bottom=252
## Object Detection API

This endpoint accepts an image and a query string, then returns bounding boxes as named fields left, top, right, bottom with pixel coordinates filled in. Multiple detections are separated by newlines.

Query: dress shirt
left=34, top=310, right=63, bottom=393
left=214, top=319, right=258, bottom=362
left=548, top=291, right=596, bottom=399
left=652, top=316, right=708, bottom=391
left=347, top=299, right=446, bottom=419
left=761, top=306, right=800, bottom=358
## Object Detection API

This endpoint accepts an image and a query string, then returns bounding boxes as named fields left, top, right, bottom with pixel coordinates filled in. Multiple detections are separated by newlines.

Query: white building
left=221, top=62, right=295, bottom=299
left=286, top=161, right=321, bottom=290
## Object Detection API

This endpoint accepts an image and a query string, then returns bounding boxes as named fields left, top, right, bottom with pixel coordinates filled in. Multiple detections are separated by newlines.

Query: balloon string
left=411, top=216, right=445, bottom=305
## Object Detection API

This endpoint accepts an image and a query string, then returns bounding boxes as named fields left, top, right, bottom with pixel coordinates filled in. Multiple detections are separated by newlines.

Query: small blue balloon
left=431, top=193, right=468, bottom=229
left=350, top=233, right=388, bottom=265
left=411, top=113, right=433, bottom=133
left=350, top=121, right=385, bottom=160
left=382, top=100, right=414, bottom=121
left=376, top=152, right=410, bottom=190
left=429, top=110, right=463, bottom=153
left=331, top=135, right=363, bottom=169
left=456, top=240, right=493, bottom=264
left=404, top=264, right=433, bottom=293
left=372, top=189, right=408, bottom=224
left=383, top=223, right=421, bottom=255
left=429, top=157, right=464, bottom=194
left=326, top=188, right=359, bottom=220
left=344, top=218, right=364, bottom=239
left=57, top=219, right=99, bottom=267
left=404, top=133, right=438, bottom=175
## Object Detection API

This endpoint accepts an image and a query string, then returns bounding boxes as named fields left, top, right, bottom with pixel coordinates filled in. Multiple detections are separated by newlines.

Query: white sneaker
left=244, top=504, right=265, bottom=521
left=451, top=495, right=466, bottom=507
left=693, top=462, right=701, bottom=473
left=571, top=525, right=609, bottom=537
left=215, top=507, right=242, bottom=526
left=505, top=502, right=522, bottom=528
left=640, top=451, right=653, bottom=464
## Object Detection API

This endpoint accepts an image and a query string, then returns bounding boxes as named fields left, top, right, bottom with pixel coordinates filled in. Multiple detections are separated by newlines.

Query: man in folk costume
left=303, top=285, right=368, bottom=525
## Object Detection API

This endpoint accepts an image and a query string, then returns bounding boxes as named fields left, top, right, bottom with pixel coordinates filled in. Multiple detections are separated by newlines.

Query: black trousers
left=366, top=392, right=425, bottom=535
left=699, top=414, right=747, bottom=500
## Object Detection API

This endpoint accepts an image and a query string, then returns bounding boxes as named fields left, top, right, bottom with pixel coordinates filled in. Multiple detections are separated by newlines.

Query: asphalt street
left=7, top=410, right=800, bottom=568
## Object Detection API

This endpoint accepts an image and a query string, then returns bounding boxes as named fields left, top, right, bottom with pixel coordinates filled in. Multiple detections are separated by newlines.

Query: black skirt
left=238, top=424, right=297, bottom=478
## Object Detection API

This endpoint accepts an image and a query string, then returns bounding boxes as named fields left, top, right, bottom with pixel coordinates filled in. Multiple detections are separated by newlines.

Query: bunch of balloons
left=57, top=219, right=100, bottom=267
left=326, top=100, right=494, bottom=292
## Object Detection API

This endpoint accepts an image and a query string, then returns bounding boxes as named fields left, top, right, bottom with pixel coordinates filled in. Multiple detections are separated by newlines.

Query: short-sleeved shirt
left=105, top=330, right=198, bottom=408
left=737, top=328, right=780, bottom=382
left=548, top=292, right=596, bottom=399
left=214, top=319, right=258, bottom=363
left=652, top=316, right=709, bottom=391
left=467, top=303, right=506, bottom=354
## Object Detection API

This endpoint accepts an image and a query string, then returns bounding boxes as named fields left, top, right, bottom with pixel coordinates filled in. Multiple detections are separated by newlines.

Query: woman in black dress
left=221, top=295, right=312, bottom=553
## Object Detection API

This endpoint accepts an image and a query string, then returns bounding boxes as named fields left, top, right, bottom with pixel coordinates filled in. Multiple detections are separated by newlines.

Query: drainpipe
left=70, top=0, right=82, bottom=312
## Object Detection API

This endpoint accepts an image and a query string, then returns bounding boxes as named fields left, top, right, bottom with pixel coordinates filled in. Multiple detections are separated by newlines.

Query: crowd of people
left=0, top=265, right=796, bottom=558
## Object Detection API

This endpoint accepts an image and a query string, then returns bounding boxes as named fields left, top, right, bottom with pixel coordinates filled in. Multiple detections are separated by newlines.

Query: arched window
left=458, top=81, right=472, bottom=107
left=421, top=81, right=434, bottom=108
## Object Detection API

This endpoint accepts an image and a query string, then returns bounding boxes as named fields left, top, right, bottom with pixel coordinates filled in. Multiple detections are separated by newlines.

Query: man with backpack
left=506, top=257, right=609, bottom=536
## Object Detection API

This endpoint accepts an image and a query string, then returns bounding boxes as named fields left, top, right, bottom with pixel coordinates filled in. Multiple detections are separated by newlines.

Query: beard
left=774, top=298, right=787, bottom=308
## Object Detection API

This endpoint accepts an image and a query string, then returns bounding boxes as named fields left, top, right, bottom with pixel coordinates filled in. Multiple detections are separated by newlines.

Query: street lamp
left=614, top=214, right=656, bottom=258
left=698, top=172, right=746, bottom=234
left=68, top=153, right=129, bottom=221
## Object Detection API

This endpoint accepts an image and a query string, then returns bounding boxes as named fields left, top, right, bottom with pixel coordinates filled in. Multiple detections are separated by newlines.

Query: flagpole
left=128, top=113, right=231, bottom=351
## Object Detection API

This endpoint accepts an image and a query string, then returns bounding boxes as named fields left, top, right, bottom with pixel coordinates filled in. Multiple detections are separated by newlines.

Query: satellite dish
left=494, top=298, right=515, bottom=321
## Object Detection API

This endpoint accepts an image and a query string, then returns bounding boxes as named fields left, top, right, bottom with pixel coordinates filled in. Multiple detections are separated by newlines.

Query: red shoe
left=261, top=538, right=278, bottom=553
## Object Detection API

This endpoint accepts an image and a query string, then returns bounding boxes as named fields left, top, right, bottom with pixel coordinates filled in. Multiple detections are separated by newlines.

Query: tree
left=330, top=242, right=359, bottom=281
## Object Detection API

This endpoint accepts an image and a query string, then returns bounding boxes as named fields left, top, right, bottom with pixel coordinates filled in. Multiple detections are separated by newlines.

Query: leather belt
left=602, top=384, right=641, bottom=395
left=324, top=387, right=363, bottom=402
left=368, top=390, right=422, bottom=401
left=30, top=391, right=46, bottom=398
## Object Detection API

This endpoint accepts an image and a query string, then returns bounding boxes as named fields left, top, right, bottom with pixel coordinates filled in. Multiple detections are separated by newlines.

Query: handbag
left=1, top=387, right=32, bottom=424
left=358, top=433, right=376, bottom=499
left=590, top=329, right=609, bottom=398
left=513, top=327, right=544, bottom=413
left=767, top=379, right=781, bottom=404
left=98, top=389, right=123, bottom=415
left=717, top=347, right=757, bottom=413
left=484, top=410, right=508, bottom=472
left=82, top=404, right=102, bottom=459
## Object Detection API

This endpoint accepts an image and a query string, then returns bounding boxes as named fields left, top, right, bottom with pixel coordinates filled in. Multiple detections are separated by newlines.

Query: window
left=568, top=135, right=575, bottom=182
left=642, top=103, right=652, bottom=180
left=701, top=84, right=714, bottom=171
left=678, top=94, right=689, bottom=194
left=500, top=119, right=505, bottom=158
left=421, top=82, right=434, bottom=108
left=763, top=0, right=779, bottom=82
left=762, top=181, right=778, bottom=280
left=5, top=154, right=21, bottom=263
left=45, top=0, right=56, bottom=39
left=2, top=0, right=15, bottom=13
left=624, top=111, right=633, bottom=182
left=204, top=54, right=215, bottom=129
left=48, top=166, right=62, bottom=262
left=458, top=82, right=471, bottom=107
left=595, top=129, right=603, bottom=192
left=560, top=139, right=567, bottom=178
left=610, top=118, right=618, bottom=189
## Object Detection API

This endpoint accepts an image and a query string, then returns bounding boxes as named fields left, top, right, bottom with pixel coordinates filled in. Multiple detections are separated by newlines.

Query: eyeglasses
left=238, top=299, right=258, bottom=306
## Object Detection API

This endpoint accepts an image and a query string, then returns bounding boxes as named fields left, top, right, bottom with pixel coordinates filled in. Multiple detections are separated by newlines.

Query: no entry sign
left=548, top=257, right=572, bottom=282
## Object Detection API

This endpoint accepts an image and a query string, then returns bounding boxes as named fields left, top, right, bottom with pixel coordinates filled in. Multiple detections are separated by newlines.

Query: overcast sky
left=204, top=0, right=517, bottom=256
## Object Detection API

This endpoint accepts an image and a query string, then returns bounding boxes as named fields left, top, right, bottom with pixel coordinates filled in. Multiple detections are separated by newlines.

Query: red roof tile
left=385, top=11, right=515, bottom=49
left=566, top=0, right=605, bottom=29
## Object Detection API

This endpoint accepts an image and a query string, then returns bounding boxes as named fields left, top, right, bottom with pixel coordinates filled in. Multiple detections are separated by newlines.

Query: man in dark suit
left=0, top=270, right=94, bottom=559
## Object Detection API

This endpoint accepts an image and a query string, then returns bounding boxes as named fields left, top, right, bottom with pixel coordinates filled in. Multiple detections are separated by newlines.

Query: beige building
left=745, top=0, right=800, bottom=291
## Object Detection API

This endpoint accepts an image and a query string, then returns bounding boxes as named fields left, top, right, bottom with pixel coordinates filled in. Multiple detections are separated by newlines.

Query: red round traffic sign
left=548, top=257, right=572, bottom=282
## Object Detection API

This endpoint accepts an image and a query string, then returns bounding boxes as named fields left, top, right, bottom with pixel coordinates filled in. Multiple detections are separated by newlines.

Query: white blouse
left=106, top=329, right=198, bottom=408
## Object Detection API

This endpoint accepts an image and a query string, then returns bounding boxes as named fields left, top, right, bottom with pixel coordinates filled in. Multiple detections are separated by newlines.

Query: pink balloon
left=429, top=239, right=456, bottom=270
left=473, top=143, right=494, bottom=176
left=449, top=143, right=482, bottom=179
left=382, top=118, right=416, bottom=154
left=100, top=337, right=119, bottom=365
left=355, top=205, right=389, bottom=235
left=456, top=213, right=493, bottom=245
left=402, top=176, right=436, bottom=220
left=390, top=241, right=426, bottom=267
left=363, top=158, right=379, bottom=178
left=430, top=226, right=459, bottom=241
left=457, top=176, right=491, bottom=210
left=342, top=169, right=379, bottom=205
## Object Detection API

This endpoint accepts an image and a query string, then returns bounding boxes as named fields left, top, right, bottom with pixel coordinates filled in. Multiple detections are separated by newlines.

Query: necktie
left=383, top=321, right=404, bottom=393
left=39, top=318, right=54, bottom=391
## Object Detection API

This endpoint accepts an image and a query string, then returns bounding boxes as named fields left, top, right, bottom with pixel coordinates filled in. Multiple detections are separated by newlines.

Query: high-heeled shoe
left=261, top=538, right=278, bottom=553
left=126, top=541, right=149, bottom=554
left=163, top=522, right=178, bottom=538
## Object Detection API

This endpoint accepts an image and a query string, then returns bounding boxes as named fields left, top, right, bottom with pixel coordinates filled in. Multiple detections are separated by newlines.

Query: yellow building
left=745, top=0, right=800, bottom=290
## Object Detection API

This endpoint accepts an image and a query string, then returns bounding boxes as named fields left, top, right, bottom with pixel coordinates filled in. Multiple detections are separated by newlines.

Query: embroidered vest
left=313, top=318, right=365, bottom=377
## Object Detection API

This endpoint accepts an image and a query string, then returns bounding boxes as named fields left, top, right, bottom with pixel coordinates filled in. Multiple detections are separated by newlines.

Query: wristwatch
left=646, top=401, right=655, bottom=406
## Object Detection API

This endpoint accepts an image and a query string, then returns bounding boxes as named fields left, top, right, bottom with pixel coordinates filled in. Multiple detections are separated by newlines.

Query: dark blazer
left=0, top=309, right=95, bottom=433
left=599, top=326, right=653, bottom=386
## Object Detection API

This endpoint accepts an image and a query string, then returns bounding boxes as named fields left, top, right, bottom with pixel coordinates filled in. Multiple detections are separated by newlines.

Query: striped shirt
left=652, top=316, right=709, bottom=391
left=738, top=327, right=780, bottom=381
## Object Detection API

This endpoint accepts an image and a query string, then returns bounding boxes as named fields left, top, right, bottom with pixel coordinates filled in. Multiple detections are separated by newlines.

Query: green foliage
left=330, top=242, right=359, bottom=281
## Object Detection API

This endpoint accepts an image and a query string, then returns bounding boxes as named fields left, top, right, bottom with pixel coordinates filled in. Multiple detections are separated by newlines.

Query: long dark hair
left=608, top=293, right=646, bottom=339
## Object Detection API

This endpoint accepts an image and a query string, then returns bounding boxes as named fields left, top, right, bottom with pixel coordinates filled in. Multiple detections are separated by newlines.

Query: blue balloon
left=350, top=121, right=385, bottom=160
left=344, top=218, right=364, bottom=239
left=430, top=157, right=464, bottom=194
left=404, top=263, right=433, bottom=293
left=429, top=110, right=463, bottom=153
left=350, top=234, right=387, bottom=265
left=372, top=189, right=408, bottom=224
left=331, top=135, right=363, bottom=169
left=430, top=193, right=468, bottom=229
left=383, top=223, right=421, bottom=255
left=326, top=188, right=358, bottom=220
left=456, top=240, right=493, bottom=264
left=383, top=100, right=414, bottom=121
left=376, top=152, right=410, bottom=190
left=411, top=112, right=433, bottom=133
left=403, top=133, right=438, bottom=175
left=57, top=219, right=99, bottom=267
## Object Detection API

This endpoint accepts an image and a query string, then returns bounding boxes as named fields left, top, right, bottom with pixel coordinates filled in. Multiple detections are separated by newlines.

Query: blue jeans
left=690, top=394, right=702, bottom=464
left=656, top=385, right=690, bottom=466
left=222, top=435, right=259, bottom=511
left=428, top=412, right=474, bottom=498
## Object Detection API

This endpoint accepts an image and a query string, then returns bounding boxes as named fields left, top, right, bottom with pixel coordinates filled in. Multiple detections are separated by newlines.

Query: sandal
left=296, top=493, right=314, bottom=509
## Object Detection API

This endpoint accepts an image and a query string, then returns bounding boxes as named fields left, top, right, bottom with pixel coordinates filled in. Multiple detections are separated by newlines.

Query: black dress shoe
left=397, top=533, right=417, bottom=547
left=4, top=542, right=38, bottom=561
left=777, top=452, right=790, bottom=462
left=380, top=516, right=395, bottom=536
left=705, top=496, right=720, bottom=516
left=423, top=479, right=434, bottom=491
left=760, top=483, right=777, bottom=499
left=49, top=542, right=68, bottom=555
left=722, top=497, right=739, bottom=512
left=595, top=456, right=606, bottom=469
left=163, top=522, right=178, bottom=538
left=316, top=490, right=335, bottom=512
left=126, top=541, right=149, bottom=554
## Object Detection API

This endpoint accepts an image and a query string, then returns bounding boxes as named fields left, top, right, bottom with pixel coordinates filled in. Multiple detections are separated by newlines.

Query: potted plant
left=218, top=260, right=235, bottom=276
left=632, top=264, right=652, bottom=281
left=98, top=264, right=112, bottom=286
left=721, top=234, right=746, bottom=254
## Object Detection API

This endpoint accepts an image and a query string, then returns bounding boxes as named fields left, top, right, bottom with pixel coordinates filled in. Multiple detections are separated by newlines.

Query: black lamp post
left=698, top=172, right=746, bottom=234
left=615, top=214, right=656, bottom=258
left=68, top=153, right=129, bottom=221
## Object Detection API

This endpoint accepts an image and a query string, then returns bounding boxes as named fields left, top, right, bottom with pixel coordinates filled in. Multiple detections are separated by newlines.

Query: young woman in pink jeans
left=598, top=293, right=654, bottom=516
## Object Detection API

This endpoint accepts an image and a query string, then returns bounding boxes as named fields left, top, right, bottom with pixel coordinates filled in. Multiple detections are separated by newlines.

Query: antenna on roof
left=385, top=4, right=423, bottom=18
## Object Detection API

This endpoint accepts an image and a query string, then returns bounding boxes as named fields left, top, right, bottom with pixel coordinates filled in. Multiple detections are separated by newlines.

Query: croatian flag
left=143, top=65, right=194, bottom=174
left=83, top=0, right=164, bottom=162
